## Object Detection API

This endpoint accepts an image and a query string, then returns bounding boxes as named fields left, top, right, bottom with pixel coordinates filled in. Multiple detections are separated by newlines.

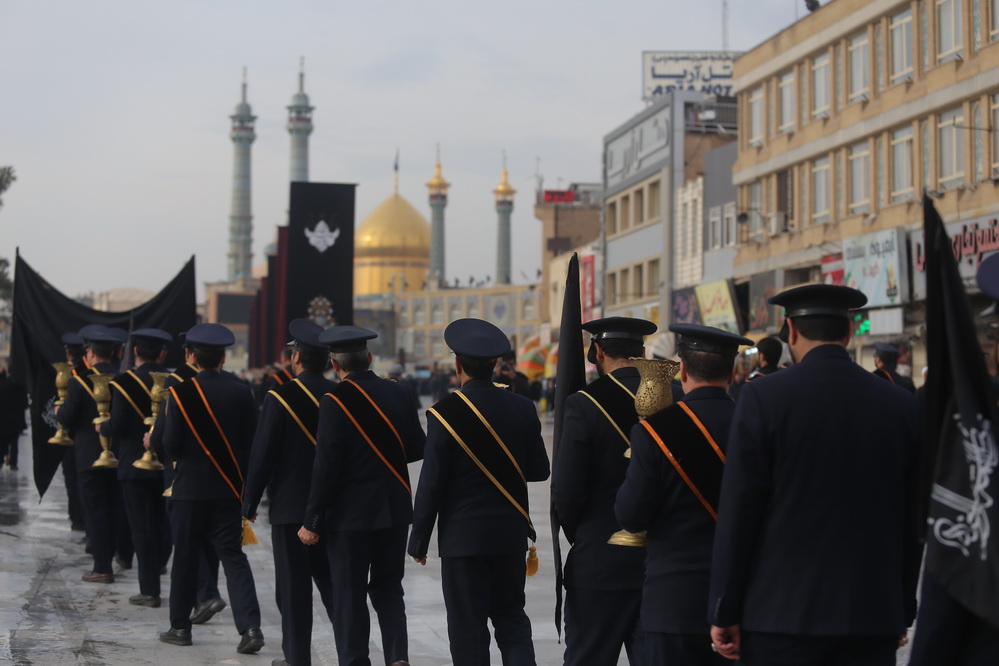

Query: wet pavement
left=0, top=404, right=912, bottom=665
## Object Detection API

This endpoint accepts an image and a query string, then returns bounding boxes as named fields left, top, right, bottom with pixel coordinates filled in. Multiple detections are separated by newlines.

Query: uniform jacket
left=616, top=386, right=735, bottom=633
left=553, top=366, right=645, bottom=590
left=874, top=366, right=917, bottom=394
left=303, top=369, right=425, bottom=532
left=103, top=362, right=167, bottom=481
left=161, top=369, right=258, bottom=502
left=408, top=378, right=550, bottom=559
left=243, top=370, right=336, bottom=524
left=709, top=344, right=922, bottom=636
left=57, top=361, right=118, bottom=473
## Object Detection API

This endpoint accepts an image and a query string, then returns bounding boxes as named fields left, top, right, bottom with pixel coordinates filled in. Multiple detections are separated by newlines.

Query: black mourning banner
left=920, top=195, right=999, bottom=631
left=9, top=252, right=196, bottom=497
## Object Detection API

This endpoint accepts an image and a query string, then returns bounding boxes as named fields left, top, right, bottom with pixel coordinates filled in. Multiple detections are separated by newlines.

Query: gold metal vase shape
left=133, top=372, right=169, bottom=471
left=90, top=373, right=118, bottom=469
left=608, top=357, right=681, bottom=548
left=48, top=362, right=75, bottom=446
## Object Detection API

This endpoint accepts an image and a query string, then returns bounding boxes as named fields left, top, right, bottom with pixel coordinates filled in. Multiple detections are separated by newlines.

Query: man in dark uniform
left=616, top=324, right=751, bottom=665
left=708, top=285, right=921, bottom=665
left=552, top=316, right=657, bottom=666
left=60, top=332, right=88, bottom=532
left=157, top=323, right=264, bottom=654
left=872, top=341, right=917, bottom=393
left=0, top=367, right=26, bottom=470
left=409, top=318, right=551, bottom=666
left=299, top=325, right=425, bottom=666
left=744, top=335, right=781, bottom=383
left=103, top=328, right=173, bottom=607
left=243, top=320, right=336, bottom=666
left=56, top=324, right=122, bottom=583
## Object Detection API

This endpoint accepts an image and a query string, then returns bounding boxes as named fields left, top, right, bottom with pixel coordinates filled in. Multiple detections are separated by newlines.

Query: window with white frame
left=723, top=202, right=737, bottom=247
left=890, top=8, right=914, bottom=84
left=748, top=181, right=764, bottom=238
left=749, top=87, right=764, bottom=145
left=431, top=302, right=444, bottom=325
left=848, top=32, right=870, bottom=103
left=813, top=156, right=831, bottom=225
left=891, top=126, right=915, bottom=202
left=778, top=70, right=796, bottom=133
left=812, top=53, right=830, bottom=117
left=849, top=141, right=871, bottom=214
left=938, top=106, right=966, bottom=188
left=709, top=205, right=722, bottom=250
left=937, top=0, right=964, bottom=62
left=992, top=0, right=999, bottom=42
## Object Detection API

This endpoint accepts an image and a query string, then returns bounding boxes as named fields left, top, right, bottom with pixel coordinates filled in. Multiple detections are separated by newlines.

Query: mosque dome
left=290, top=91, right=311, bottom=107
left=234, top=101, right=253, bottom=117
left=354, top=192, right=431, bottom=296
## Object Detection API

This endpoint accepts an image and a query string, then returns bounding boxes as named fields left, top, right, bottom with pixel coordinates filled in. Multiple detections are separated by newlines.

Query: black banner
left=10, top=252, right=196, bottom=497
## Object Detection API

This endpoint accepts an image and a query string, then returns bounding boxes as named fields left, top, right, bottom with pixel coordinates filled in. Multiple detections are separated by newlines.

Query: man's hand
left=94, top=423, right=102, bottom=434
left=710, top=624, right=741, bottom=660
left=298, top=526, right=319, bottom=546
left=413, top=556, right=426, bottom=566
left=142, top=432, right=152, bottom=451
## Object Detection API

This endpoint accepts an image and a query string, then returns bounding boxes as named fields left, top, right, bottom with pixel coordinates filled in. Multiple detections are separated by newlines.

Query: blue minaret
left=427, top=146, right=450, bottom=289
left=228, top=68, right=256, bottom=282
left=494, top=154, right=515, bottom=285
left=287, top=57, right=313, bottom=183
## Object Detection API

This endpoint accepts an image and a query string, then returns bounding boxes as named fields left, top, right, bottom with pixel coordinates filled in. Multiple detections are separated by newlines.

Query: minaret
left=493, top=153, right=516, bottom=285
left=426, top=146, right=450, bottom=290
left=228, top=68, right=256, bottom=282
left=287, top=57, right=313, bottom=183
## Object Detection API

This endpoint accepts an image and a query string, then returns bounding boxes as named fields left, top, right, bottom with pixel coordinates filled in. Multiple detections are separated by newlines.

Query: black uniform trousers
left=645, top=632, right=727, bottom=665
left=168, top=499, right=260, bottom=633
left=121, top=478, right=170, bottom=596
left=115, top=484, right=133, bottom=566
left=326, top=526, right=409, bottom=666
left=563, top=587, right=644, bottom=666
left=63, top=450, right=84, bottom=527
left=272, top=523, right=335, bottom=666
left=739, top=632, right=897, bottom=666
left=908, top=574, right=999, bottom=666
left=77, top=468, right=118, bottom=574
left=441, top=553, right=535, bottom=666
left=166, top=499, right=221, bottom=603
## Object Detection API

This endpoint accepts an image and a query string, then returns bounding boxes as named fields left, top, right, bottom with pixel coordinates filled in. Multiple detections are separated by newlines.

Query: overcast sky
left=2, top=0, right=807, bottom=301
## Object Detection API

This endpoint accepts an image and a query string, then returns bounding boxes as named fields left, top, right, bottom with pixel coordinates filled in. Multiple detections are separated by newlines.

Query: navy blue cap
left=669, top=323, right=753, bottom=357
left=184, top=323, right=235, bottom=348
left=444, top=318, right=511, bottom=359
left=581, top=316, right=657, bottom=342
left=978, top=253, right=999, bottom=301
left=78, top=324, right=118, bottom=344
left=288, top=319, right=325, bottom=351
left=770, top=284, right=867, bottom=318
left=61, top=332, right=84, bottom=346
left=108, top=327, right=129, bottom=345
left=132, top=328, right=173, bottom=345
left=319, top=325, right=377, bottom=353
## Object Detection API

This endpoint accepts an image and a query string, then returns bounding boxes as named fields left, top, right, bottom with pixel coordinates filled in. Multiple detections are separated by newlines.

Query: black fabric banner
left=10, top=252, right=196, bottom=497
left=920, top=195, right=999, bottom=630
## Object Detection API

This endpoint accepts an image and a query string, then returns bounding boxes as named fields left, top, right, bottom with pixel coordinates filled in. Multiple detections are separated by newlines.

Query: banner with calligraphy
left=909, top=214, right=999, bottom=300
left=642, top=51, right=740, bottom=100
left=670, top=287, right=702, bottom=325
left=842, top=228, right=908, bottom=308
left=694, top=280, right=741, bottom=333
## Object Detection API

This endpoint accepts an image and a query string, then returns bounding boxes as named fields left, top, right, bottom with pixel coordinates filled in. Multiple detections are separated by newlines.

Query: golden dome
left=427, top=161, right=450, bottom=193
left=354, top=192, right=431, bottom=296
left=494, top=168, right=515, bottom=199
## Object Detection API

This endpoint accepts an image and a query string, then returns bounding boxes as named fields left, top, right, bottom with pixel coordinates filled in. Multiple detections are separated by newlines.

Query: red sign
left=544, top=190, right=575, bottom=203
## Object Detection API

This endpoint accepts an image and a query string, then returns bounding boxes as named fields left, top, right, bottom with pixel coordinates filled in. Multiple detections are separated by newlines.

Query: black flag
left=9, top=252, right=196, bottom=498
left=918, top=194, right=999, bottom=632
left=550, top=253, right=586, bottom=637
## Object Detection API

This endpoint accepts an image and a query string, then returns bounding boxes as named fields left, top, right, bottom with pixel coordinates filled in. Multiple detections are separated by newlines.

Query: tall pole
left=427, top=145, right=450, bottom=290
left=228, top=68, right=256, bottom=282
left=494, top=152, right=516, bottom=285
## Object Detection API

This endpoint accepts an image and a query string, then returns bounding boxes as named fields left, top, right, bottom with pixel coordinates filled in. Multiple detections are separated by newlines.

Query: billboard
left=910, top=214, right=999, bottom=299
left=643, top=51, right=740, bottom=100
left=842, top=228, right=908, bottom=308
left=694, top=280, right=741, bottom=333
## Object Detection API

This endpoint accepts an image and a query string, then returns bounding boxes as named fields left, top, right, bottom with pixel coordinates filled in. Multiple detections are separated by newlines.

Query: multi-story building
left=731, top=0, right=999, bottom=372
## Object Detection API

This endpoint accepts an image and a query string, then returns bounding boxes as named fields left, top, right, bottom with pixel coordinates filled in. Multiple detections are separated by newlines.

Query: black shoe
left=81, top=571, right=114, bottom=583
left=159, top=627, right=192, bottom=646
left=129, top=594, right=161, bottom=608
left=236, top=627, right=264, bottom=654
left=190, top=597, right=226, bottom=624
left=71, top=522, right=86, bottom=532
left=115, top=555, right=132, bottom=570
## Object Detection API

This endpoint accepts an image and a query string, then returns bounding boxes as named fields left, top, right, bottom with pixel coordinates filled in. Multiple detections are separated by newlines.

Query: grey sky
left=2, top=0, right=804, bottom=300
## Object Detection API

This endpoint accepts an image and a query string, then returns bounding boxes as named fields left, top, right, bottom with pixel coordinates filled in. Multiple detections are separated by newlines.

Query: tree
left=0, top=167, right=15, bottom=210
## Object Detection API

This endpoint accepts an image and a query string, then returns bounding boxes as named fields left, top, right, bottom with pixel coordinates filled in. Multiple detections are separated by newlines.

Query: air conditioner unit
left=768, top=212, right=786, bottom=237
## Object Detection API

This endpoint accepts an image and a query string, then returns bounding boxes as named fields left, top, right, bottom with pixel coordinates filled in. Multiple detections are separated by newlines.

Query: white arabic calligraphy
left=305, top=220, right=339, bottom=253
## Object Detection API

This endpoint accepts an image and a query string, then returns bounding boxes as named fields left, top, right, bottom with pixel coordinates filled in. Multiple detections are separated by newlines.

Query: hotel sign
left=643, top=51, right=740, bottom=100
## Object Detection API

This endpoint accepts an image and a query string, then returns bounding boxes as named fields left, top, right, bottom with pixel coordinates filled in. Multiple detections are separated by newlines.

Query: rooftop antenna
left=722, top=0, right=729, bottom=51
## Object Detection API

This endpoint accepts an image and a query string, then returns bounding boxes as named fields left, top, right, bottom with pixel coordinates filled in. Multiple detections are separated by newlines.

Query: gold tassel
left=242, top=518, right=258, bottom=546
left=526, top=544, right=539, bottom=577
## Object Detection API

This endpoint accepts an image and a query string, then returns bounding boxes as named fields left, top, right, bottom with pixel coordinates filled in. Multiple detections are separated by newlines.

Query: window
left=431, top=303, right=444, bottom=325
left=523, top=298, right=535, bottom=320
left=848, top=32, right=870, bottom=103
left=938, top=106, right=966, bottom=188
left=606, top=273, right=617, bottom=306
left=399, top=304, right=409, bottom=326
left=635, top=188, right=645, bottom=224
left=890, top=8, right=914, bottom=84
left=647, top=259, right=660, bottom=293
left=937, top=0, right=964, bottom=62
left=620, top=195, right=631, bottom=231
left=778, top=70, right=796, bottom=133
left=448, top=302, right=462, bottom=322
left=709, top=205, right=722, bottom=250
left=633, top=265, right=644, bottom=299
left=813, top=157, right=831, bottom=225
left=467, top=299, right=479, bottom=319
left=607, top=201, right=617, bottom=235
left=776, top=169, right=794, bottom=223
left=723, top=202, right=737, bottom=247
left=431, top=335, right=444, bottom=358
left=647, top=180, right=661, bottom=220
left=891, top=126, right=915, bottom=202
left=749, top=86, right=765, bottom=145
left=992, top=0, right=999, bottom=42
left=748, top=181, right=764, bottom=238
left=849, top=141, right=871, bottom=214
left=812, top=53, right=830, bottom=117
left=620, top=268, right=630, bottom=303
left=414, top=303, right=426, bottom=325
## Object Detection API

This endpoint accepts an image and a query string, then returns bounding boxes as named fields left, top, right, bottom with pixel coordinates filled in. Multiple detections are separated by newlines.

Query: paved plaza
left=0, top=403, right=913, bottom=665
